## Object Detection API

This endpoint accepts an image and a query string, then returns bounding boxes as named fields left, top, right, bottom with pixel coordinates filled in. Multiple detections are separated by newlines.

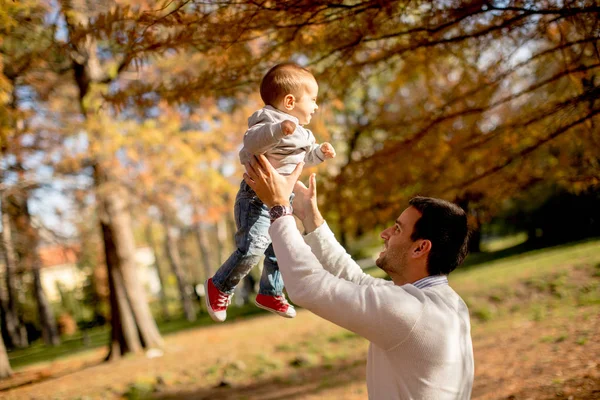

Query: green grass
left=451, top=239, right=600, bottom=290
left=480, top=232, right=528, bottom=252
left=451, top=239, right=600, bottom=326
left=6, top=326, right=110, bottom=369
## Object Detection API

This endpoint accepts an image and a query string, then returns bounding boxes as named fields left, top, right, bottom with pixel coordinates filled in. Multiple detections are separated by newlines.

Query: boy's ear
left=283, top=94, right=295, bottom=110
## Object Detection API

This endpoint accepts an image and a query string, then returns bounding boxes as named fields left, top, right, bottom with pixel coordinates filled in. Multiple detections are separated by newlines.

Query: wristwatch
left=269, top=204, right=293, bottom=223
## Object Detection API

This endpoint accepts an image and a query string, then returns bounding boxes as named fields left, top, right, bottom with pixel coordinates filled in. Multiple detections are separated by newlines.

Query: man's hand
left=281, top=120, right=296, bottom=136
left=244, top=154, right=303, bottom=208
left=293, top=173, right=324, bottom=233
left=320, top=142, right=336, bottom=159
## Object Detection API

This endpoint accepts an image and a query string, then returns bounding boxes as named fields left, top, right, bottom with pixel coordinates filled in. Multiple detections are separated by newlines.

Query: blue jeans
left=212, top=180, right=291, bottom=296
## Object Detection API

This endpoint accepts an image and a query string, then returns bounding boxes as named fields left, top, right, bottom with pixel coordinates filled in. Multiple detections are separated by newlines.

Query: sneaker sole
left=205, top=280, right=226, bottom=323
left=254, top=299, right=296, bottom=318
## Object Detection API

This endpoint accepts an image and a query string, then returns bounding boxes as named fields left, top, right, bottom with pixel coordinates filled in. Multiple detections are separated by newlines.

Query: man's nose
left=381, top=228, right=390, bottom=239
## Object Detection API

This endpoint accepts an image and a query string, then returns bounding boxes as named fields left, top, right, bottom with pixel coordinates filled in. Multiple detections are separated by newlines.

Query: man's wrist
left=269, top=203, right=293, bottom=222
left=302, top=208, right=324, bottom=233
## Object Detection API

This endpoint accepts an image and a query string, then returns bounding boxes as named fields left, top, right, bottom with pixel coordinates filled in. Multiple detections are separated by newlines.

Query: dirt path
left=1, top=306, right=598, bottom=399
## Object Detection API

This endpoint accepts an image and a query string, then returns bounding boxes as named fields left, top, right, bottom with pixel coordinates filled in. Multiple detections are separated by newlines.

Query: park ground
left=0, top=239, right=599, bottom=399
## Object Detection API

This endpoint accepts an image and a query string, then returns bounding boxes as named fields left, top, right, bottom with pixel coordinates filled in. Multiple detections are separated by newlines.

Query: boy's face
left=288, top=78, right=319, bottom=125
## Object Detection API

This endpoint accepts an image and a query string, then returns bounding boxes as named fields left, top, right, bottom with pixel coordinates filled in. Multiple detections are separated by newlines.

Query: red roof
left=38, top=246, right=78, bottom=268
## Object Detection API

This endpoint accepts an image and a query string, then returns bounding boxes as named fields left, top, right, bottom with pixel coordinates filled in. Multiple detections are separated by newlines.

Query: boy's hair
left=260, top=62, right=315, bottom=106
left=408, top=196, right=470, bottom=276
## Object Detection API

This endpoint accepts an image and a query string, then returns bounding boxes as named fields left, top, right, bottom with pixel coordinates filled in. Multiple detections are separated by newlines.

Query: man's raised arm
left=293, top=174, right=390, bottom=287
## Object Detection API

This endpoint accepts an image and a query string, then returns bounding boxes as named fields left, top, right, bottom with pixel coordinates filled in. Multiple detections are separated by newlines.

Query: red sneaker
left=204, top=278, right=232, bottom=322
left=254, top=294, right=296, bottom=318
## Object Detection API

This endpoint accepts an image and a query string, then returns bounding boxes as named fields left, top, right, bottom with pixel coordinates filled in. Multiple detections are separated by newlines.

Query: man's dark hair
left=408, top=196, right=470, bottom=276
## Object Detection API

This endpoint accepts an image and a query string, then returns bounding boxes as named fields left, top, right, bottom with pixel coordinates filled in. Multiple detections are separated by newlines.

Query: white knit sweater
left=270, top=217, right=474, bottom=399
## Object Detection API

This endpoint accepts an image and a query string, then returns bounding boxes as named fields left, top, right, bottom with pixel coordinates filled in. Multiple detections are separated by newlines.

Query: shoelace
left=216, top=292, right=233, bottom=308
left=275, top=295, right=291, bottom=306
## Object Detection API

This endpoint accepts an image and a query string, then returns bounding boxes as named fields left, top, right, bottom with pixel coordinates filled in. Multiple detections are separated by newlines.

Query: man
left=244, top=155, right=474, bottom=399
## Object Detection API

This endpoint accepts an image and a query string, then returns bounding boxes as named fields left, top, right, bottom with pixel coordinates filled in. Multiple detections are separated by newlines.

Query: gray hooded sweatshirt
left=238, top=106, right=326, bottom=175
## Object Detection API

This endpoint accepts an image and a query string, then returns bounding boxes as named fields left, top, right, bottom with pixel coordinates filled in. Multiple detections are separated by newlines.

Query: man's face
left=289, top=78, right=319, bottom=125
left=376, top=207, right=422, bottom=278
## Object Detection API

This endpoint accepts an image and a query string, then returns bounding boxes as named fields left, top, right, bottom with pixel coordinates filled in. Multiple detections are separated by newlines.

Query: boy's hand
left=281, top=120, right=296, bottom=136
left=320, top=142, right=336, bottom=159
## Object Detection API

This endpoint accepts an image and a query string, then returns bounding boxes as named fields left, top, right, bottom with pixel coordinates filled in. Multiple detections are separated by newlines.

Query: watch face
left=270, top=205, right=285, bottom=219
left=269, top=205, right=291, bottom=220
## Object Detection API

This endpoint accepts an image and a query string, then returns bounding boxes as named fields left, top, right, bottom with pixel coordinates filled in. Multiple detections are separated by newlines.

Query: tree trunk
left=7, top=190, right=60, bottom=346
left=162, top=222, right=196, bottom=321
left=468, top=228, right=482, bottom=253
left=456, top=192, right=484, bottom=253
left=103, top=220, right=142, bottom=357
left=0, top=200, right=28, bottom=348
left=145, top=225, right=170, bottom=321
left=0, top=319, right=12, bottom=379
left=32, top=260, right=60, bottom=346
left=95, top=165, right=163, bottom=361
left=195, top=224, right=214, bottom=280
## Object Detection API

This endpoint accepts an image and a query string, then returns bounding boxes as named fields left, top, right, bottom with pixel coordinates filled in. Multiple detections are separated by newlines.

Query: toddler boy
left=204, top=62, right=335, bottom=322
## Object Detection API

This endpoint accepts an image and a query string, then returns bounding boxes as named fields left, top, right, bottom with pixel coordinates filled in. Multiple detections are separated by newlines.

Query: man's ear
left=412, top=240, right=432, bottom=259
left=283, top=94, right=295, bottom=110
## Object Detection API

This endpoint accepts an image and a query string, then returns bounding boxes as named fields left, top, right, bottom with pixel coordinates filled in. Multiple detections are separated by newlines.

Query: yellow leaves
left=0, top=60, right=11, bottom=103
left=82, top=83, right=110, bottom=114
left=0, top=0, right=43, bottom=33
left=142, top=119, right=157, bottom=130
left=54, top=154, right=87, bottom=175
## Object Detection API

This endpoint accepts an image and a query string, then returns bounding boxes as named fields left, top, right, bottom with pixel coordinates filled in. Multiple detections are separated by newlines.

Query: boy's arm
left=243, top=122, right=286, bottom=155
left=304, top=130, right=336, bottom=166
left=303, top=143, right=326, bottom=167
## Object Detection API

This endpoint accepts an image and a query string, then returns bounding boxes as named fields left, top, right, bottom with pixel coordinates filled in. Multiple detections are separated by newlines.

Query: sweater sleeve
left=303, top=143, right=325, bottom=167
left=243, top=122, right=286, bottom=155
left=303, top=222, right=391, bottom=286
left=270, top=216, right=425, bottom=350
left=302, top=129, right=325, bottom=167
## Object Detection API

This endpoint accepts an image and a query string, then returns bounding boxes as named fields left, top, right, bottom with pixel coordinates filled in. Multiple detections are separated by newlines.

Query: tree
left=48, top=0, right=210, bottom=358
left=0, top=191, right=28, bottom=348
left=6, top=188, right=60, bottom=346
left=145, top=223, right=170, bottom=321
left=72, top=189, right=110, bottom=327
left=0, top=319, right=12, bottom=379
left=161, top=214, right=196, bottom=322
left=122, top=0, right=599, bottom=236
